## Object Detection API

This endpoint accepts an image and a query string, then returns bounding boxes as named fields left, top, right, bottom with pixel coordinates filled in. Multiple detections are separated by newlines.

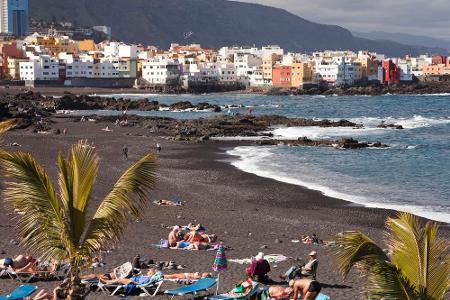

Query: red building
left=272, top=65, right=292, bottom=87
left=0, top=42, right=25, bottom=78
left=432, top=55, right=447, bottom=65
left=383, top=60, right=400, bottom=85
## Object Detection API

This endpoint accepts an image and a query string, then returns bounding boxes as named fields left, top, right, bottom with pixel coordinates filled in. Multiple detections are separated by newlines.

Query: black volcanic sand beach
left=0, top=118, right=448, bottom=299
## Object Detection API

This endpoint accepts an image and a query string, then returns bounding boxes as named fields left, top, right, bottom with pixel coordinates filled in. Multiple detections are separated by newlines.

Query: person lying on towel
left=100, top=267, right=212, bottom=285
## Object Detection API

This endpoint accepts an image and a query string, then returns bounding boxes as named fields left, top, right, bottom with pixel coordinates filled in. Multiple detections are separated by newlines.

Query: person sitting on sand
left=280, top=251, right=319, bottom=280
left=0, top=255, right=38, bottom=273
left=302, top=234, right=320, bottom=245
left=291, top=278, right=322, bottom=300
left=246, top=252, right=271, bottom=283
left=267, top=278, right=322, bottom=300
left=168, top=226, right=183, bottom=247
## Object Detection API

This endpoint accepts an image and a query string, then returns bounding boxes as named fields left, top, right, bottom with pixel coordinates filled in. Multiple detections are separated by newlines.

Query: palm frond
left=335, top=231, right=390, bottom=278
left=0, top=120, right=14, bottom=134
left=387, top=212, right=450, bottom=299
left=81, top=154, right=158, bottom=254
left=0, top=150, right=73, bottom=262
left=58, top=141, right=99, bottom=245
left=365, top=260, right=418, bottom=300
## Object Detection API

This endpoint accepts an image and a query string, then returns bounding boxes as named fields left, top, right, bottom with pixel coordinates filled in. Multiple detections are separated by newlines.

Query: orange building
left=78, top=39, right=96, bottom=52
left=272, top=64, right=292, bottom=87
left=291, top=62, right=313, bottom=87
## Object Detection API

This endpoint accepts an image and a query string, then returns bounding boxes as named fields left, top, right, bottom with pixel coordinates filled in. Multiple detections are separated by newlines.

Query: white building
left=248, top=66, right=264, bottom=87
left=233, top=53, right=262, bottom=77
left=142, top=58, right=180, bottom=85
left=398, top=62, right=413, bottom=81
left=315, top=58, right=357, bottom=86
left=118, top=44, right=138, bottom=59
left=261, top=45, right=284, bottom=57
left=19, top=55, right=59, bottom=81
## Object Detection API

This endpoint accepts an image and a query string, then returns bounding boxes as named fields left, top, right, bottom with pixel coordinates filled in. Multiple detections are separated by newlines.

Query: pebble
left=260, top=245, right=267, bottom=249
left=275, top=239, right=282, bottom=243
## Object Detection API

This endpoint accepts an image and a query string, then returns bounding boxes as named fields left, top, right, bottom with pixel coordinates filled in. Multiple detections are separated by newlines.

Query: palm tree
left=0, top=140, right=158, bottom=298
left=0, top=119, right=14, bottom=135
left=335, top=212, right=449, bottom=300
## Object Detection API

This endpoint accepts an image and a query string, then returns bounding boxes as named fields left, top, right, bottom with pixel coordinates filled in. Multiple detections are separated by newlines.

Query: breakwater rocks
left=260, top=81, right=450, bottom=96
left=55, top=94, right=222, bottom=112
left=258, top=137, right=389, bottom=149
left=89, top=115, right=361, bottom=142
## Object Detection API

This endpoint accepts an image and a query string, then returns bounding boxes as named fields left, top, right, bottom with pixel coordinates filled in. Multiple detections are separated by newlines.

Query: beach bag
left=160, top=239, right=169, bottom=248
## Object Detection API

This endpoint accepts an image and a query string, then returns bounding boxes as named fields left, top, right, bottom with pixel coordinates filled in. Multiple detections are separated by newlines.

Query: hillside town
left=0, top=0, right=449, bottom=91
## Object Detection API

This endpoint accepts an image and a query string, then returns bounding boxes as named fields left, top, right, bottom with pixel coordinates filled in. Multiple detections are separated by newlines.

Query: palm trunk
left=68, top=261, right=84, bottom=299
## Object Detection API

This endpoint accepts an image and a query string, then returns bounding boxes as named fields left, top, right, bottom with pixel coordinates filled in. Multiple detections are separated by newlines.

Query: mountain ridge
left=353, top=31, right=450, bottom=51
left=29, top=0, right=446, bottom=56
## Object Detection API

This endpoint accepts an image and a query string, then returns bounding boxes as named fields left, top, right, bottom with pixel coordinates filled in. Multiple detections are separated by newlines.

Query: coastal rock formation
left=257, top=137, right=389, bottom=149
left=377, top=123, right=404, bottom=129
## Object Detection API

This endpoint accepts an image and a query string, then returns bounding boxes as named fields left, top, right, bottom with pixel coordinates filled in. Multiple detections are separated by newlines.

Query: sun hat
left=255, top=252, right=264, bottom=260
left=309, top=251, right=317, bottom=256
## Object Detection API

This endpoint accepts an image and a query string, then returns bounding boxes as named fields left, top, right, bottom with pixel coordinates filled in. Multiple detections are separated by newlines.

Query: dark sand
left=0, top=118, right=448, bottom=299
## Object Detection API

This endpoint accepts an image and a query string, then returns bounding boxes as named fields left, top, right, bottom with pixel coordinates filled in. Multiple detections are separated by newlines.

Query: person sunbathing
left=171, top=241, right=211, bottom=250
left=0, top=255, right=38, bottom=272
left=101, top=268, right=211, bottom=285
left=155, top=200, right=182, bottom=206
left=80, top=264, right=132, bottom=281
left=185, top=230, right=204, bottom=243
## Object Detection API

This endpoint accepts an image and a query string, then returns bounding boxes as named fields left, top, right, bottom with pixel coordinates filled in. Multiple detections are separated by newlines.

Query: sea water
left=77, top=93, right=450, bottom=223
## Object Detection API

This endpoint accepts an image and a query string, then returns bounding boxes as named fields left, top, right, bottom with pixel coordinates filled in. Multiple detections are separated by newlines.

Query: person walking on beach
left=122, top=145, right=128, bottom=160
left=156, top=143, right=161, bottom=153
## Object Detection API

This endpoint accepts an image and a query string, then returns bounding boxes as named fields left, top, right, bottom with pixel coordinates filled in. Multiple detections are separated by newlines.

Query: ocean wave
left=347, top=115, right=450, bottom=129
left=227, top=146, right=450, bottom=223
left=272, top=126, right=384, bottom=139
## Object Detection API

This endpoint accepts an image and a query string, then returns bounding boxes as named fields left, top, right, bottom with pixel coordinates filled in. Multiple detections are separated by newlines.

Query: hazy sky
left=239, top=0, right=450, bottom=40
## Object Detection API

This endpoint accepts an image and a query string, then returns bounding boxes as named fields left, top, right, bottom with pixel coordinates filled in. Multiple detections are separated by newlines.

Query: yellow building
left=356, top=57, right=379, bottom=80
left=262, top=54, right=280, bottom=84
left=33, top=36, right=79, bottom=56
left=78, top=39, right=96, bottom=52
left=7, top=58, right=28, bottom=80
left=291, top=62, right=313, bottom=87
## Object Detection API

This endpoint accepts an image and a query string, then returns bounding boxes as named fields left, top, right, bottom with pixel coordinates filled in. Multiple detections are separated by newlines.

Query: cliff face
left=30, top=0, right=445, bottom=56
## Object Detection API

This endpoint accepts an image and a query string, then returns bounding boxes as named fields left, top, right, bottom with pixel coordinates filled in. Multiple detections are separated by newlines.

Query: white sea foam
left=227, top=146, right=450, bottom=223
left=347, top=115, right=450, bottom=129
left=272, top=126, right=384, bottom=139
left=273, top=115, right=450, bottom=139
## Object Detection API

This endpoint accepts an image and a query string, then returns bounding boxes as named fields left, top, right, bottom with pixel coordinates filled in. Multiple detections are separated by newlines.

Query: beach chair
left=164, top=277, right=217, bottom=300
left=4, top=269, right=39, bottom=283
left=0, top=285, right=38, bottom=300
left=105, top=278, right=164, bottom=296
left=208, top=281, right=259, bottom=300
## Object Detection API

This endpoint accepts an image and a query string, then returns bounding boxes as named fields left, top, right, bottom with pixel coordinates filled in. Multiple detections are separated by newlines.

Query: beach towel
left=229, top=254, right=290, bottom=265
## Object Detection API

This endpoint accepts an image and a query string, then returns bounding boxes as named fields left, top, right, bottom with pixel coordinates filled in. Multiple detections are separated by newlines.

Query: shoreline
left=0, top=119, right=448, bottom=299
left=4, top=81, right=450, bottom=97
left=226, top=145, right=450, bottom=224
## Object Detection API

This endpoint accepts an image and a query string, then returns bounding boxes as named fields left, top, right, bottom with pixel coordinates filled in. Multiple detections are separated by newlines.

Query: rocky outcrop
left=257, top=137, right=389, bottom=149
left=377, top=123, right=404, bottom=129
